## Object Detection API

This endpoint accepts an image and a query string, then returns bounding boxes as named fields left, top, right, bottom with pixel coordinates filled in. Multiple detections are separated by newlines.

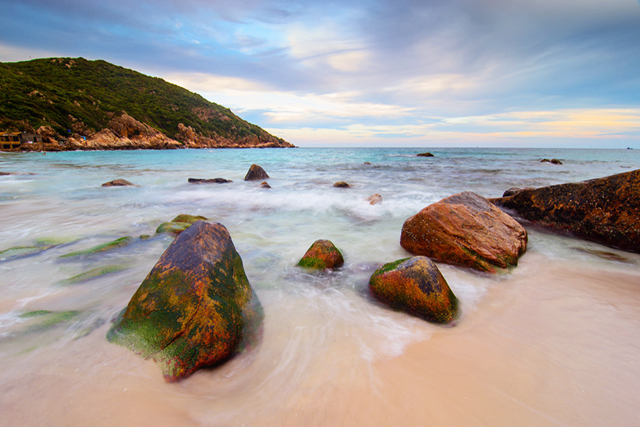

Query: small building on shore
left=0, top=132, right=44, bottom=151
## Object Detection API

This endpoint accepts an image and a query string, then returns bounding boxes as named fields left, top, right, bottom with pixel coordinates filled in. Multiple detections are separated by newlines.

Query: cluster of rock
left=17, top=112, right=295, bottom=152
left=102, top=160, right=639, bottom=383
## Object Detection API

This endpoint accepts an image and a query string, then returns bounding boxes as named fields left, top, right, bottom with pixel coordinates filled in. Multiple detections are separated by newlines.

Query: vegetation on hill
left=0, top=57, right=287, bottom=145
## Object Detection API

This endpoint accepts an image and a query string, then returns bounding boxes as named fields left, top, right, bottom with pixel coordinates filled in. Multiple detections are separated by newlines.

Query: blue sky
left=1, top=0, right=639, bottom=147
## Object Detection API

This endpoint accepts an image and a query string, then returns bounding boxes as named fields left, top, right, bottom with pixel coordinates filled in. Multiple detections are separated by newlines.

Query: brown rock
left=333, top=181, right=350, bottom=188
left=417, top=152, right=434, bottom=157
left=298, top=240, right=344, bottom=270
left=490, top=169, right=640, bottom=253
left=367, top=194, right=383, bottom=205
left=502, top=187, right=534, bottom=197
left=260, top=181, right=271, bottom=189
left=400, top=192, right=528, bottom=273
left=369, top=256, right=458, bottom=324
left=107, top=221, right=262, bottom=382
left=102, top=179, right=137, bottom=187
left=364, top=162, right=372, bottom=165
left=244, top=164, right=269, bottom=181
left=188, top=178, right=232, bottom=184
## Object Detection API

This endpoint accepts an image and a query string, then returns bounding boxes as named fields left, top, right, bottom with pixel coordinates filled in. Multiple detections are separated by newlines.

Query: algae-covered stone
left=19, top=310, right=81, bottom=330
left=298, top=239, right=344, bottom=270
left=59, top=265, right=128, bottom=285
left=60, top=236, right=133, bottom=258
left=369, top=256, right=458, bottom=324
left=0, top=238, right=65, bottom=261
left=156, top=214, right=208, bottom=235
left=107, top=221, right=262, bottom=382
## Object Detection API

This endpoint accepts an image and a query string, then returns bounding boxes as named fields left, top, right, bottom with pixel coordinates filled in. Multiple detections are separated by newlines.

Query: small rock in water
left=102, top=179, right=137, bottom=187
left=369, top=256, right=458, bottom=324
left=541, top=158, right=562, bottom=165
left=363, top=162, right=372, bottom=165
left=333, top=181, right=350, bottom=188
left=298, top=239, right=344, bottom=270
left=260, top=181, right=271, bottom=189
left=244, top=164, right=269, bottom=181
left=156, top=214, right=208, bottom=235
left=188, top=178, right=232, bottom=184
left=417, top=152, right=434, bottom=157
left=60, top=236, right=134, bottom=258
left=367, top=194, right=383, bottom=205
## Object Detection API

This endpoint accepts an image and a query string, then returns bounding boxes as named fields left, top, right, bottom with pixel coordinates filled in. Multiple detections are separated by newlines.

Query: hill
left=0, top=57, right=294, bottom=150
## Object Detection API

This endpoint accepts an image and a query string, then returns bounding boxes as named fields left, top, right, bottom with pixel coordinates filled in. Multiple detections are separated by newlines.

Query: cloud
left=1, top=0, right=639, bottom=147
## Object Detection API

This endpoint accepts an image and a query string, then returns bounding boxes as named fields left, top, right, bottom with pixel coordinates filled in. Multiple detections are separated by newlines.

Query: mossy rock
left=0, top=238, right=67, bottom=261
left=369, top=256, right=458, bottom=324
left=155, top=221, right=192, bottom=235
left=171, top=214, right=207, bottom=224
left=298, top=239, right=344, bottom=270
left=59, top=264, right=129, bottom=285
left=19, top=310, right=81, bottom=331
left=107, top=221, right=262, bottom=382
left=60, top=236, right=133, bottom=258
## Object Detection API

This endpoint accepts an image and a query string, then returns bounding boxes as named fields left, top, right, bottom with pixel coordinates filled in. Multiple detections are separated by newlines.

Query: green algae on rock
left=369, top=256, right=458, bottom=324
left=107, top=220, right=262, bottom=382
left=298, top=239, right=344, bottom=270
left=155, top=214, right=208, bottom=235
left=60, top=236, right=133, bottom=258
left=59, top=264, right=129, bottom=285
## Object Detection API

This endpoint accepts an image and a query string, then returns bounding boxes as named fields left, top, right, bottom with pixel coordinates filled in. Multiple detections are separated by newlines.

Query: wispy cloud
left=1, top=0, right=639, bottom=147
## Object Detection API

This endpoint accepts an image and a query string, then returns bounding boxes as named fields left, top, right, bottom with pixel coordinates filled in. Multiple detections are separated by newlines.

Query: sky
left=1, top=0, right=639, bottom=148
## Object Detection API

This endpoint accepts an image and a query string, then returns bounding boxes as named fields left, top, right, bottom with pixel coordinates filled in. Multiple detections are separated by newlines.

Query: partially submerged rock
left=188, top=178, right=232, bottom=184
left=107, top=221, right=262, bottom=382
left=102, top=179, right=137, bottom=187
left=244, top=164, right=269, bottom=181
left=541, top=158, right=562, bottom=165
left=298, top=240, right=344, bottom=270
left=369, top=257, right=458, bottom=324
left=59, top=265, right=129, bottom=285
left=491, top=169, right=640, bottom=253
left=260, top=181, right=271, bottom=189
left=156, top=214, right=208, bottom=235
left=60, top=236, right=133, bottom=258
left=0, top=240, right=61, bottom=261
left=333, top=181, right=350, bottom=188
left=367, top=194, right=382, bottom=205
left=417, top=152, right=434, bottom=157
left=400, top=192, right=528, bottom=273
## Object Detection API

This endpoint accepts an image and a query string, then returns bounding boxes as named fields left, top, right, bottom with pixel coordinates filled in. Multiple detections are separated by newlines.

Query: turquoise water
left=1, top=147, right=640, bottom=425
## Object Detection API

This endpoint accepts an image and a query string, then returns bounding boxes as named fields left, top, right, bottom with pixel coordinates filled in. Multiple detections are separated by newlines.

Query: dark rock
left=244, top=164, right=269, bottom=181
left=333, top=181, right=350, bottom=188
left=188, top=178, right=232, bottom=184
left=400, top=192, right=528, bottom=273
left=107, top=221, right=261, bottom=382
left=502, top=187, right=534, bottom=197
left=369, top=256, right=458, bottom=324
left=298, top=239, right=344, bottom=270
left=367, top=194, right=382, bottom=205
left=490, top=169, right=640, bottom=253
left=541, top=159, right=562, bottom=165
left=260, top=181, right=271, bottom=189
left=102, top=179, right=137, bottom=187
left=364, top=162, right=372, bottom=165
left=417, top=152, right=434, bottom=157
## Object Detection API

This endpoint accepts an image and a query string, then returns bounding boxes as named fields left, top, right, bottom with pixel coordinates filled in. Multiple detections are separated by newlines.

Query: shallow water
left=1, top=147, right=639, bottom=426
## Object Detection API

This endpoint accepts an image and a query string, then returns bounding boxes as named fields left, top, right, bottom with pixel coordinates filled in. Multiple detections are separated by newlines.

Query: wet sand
left=2, top=252, right=639, bottom=426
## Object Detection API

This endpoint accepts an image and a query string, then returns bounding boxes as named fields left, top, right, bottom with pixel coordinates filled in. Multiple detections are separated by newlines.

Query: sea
left=1, top=147, right=639, bottom=426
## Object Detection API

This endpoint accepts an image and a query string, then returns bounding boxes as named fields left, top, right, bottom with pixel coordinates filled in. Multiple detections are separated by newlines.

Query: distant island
left=0, top=57, right=295, bottom=151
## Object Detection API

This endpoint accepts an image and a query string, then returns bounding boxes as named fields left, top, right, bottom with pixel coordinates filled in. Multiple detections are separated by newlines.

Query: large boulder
left=298, top=239, right=344, bottom=270
left=107, top=221, right=261, bottom=382
left=369, top=256, right=458, bottom=324
left=491, top=169, right=640, bottom=253
left=400, top=192, right=527, bottom=273
left=244, top=164, right=269, bottom=181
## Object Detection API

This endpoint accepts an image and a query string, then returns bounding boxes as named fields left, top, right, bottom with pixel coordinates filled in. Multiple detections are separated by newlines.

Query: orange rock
left=491, top=169, right=640, bottom=253
left=298, top=239, right=344, bottom=270
left=400, top=192, right=527, bottom=273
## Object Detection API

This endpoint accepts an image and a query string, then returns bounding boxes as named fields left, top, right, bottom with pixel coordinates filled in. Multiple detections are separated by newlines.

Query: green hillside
left=0, top=57, right=285, bottom=144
